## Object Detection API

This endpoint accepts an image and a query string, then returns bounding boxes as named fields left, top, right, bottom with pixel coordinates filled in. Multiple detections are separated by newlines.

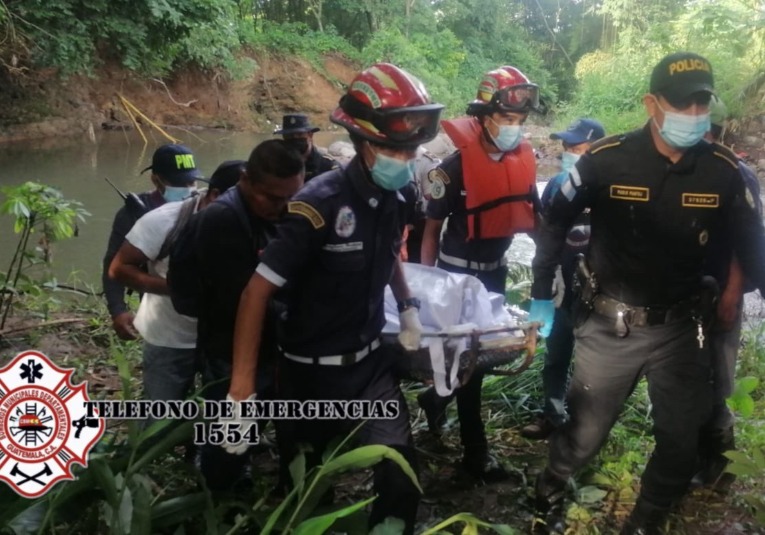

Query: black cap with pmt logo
left=140, top=143, right=204, bottom=186
left=650, top=52, right=714, bottom=104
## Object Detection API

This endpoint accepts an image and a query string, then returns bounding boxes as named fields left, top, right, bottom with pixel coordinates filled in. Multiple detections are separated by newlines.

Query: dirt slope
left=0, top=53, right=358, bottom=143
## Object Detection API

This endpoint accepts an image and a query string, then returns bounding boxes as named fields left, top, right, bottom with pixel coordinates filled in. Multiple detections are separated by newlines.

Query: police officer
left=521, top=118, right=605, bottom=440
left=227, top=64, right=444, bottom=534
left=694, top=95, right=763, bottom=489
left=275, top=113, right=339, bottom=182
left=529, top=52, right=765, bottom=534
left=419, top=65, right=541, bottom=482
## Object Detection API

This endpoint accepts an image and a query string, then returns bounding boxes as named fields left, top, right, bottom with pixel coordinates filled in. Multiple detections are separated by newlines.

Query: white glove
left=398, top=307, right=423, bottom=351
left=552, top=265, right=565, bottom=309
left=221, top=393, right=257, bottom=456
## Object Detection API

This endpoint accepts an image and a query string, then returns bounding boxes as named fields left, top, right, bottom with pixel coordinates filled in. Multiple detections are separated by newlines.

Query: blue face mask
left=489, top=119, right=523, bottom=152
left=654, top=101, right=710, bottom=148
left=560, top=151, right=580, bottom=173
left=370, top=151, right=416, bottom=191
left=162, top=186, right=195, bottom=202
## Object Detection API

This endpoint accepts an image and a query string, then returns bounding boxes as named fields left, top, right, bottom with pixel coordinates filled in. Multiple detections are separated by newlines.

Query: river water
left=0, top=129, right=348, bottom=288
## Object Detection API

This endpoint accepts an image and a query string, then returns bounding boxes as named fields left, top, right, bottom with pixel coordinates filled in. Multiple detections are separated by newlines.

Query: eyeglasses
left=340, top=95, right=444, bottom=144
left=491, top=84, right=540, bottom=112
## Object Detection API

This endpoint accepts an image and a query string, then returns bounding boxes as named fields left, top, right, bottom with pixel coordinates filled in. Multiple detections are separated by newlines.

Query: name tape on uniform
left=682, top=193, right=719, bottom=208
left=610, top=185, right=650, bottom=202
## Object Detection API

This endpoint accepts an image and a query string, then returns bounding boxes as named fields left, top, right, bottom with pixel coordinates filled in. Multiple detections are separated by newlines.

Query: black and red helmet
left=467, top=66, right=540, bottom=116
left=330, top=63, right=445, bottom=148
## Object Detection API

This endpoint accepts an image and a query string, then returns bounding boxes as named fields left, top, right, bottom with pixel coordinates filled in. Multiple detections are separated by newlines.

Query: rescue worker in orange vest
left=419, top=66, right=542, bottom=482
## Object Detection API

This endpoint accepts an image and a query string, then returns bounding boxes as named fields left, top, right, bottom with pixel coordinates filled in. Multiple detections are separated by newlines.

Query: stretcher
left=383, top=263, right=539, bottom=394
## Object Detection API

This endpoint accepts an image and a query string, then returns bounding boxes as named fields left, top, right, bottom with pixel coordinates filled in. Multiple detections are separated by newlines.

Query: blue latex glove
left=529, top=299, right=555, bottom=337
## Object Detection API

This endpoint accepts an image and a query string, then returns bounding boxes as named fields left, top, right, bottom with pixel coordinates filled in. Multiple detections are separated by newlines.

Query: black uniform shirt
left=257, top=156, right=415, bottom=357
left=101, top=190, right=165, bottom=317
left=191, top=186, right=276, bottom=362
left=425, top=152, right=514, bottom=263
left=305, top=147, right=340, bottom=183
left=532, top=124, right=765, bottom=307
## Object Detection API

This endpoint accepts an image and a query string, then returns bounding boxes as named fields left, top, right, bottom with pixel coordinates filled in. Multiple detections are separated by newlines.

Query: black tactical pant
left=548, top=311, right=712, bottom=507
left=199, top=357, right=284, bottom=492
left=277, top=346, right=420, bottom=535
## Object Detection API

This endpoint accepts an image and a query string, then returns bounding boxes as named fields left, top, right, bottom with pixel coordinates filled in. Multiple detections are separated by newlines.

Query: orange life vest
left=441, top=117, right=536, bottom=240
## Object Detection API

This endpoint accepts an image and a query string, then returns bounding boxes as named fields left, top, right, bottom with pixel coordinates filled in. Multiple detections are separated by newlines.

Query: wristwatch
left=397, top=297, right=421, bottom=313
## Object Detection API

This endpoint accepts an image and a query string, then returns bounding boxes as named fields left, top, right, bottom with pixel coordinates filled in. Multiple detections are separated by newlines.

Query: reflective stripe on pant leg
left=549, top=313, right=647, bottom=478
left=641, top=318, right=712, bottom=506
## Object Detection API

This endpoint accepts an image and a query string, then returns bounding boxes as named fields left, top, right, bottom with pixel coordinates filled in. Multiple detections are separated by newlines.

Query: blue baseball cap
left=550, top=118, right=606, bottom=146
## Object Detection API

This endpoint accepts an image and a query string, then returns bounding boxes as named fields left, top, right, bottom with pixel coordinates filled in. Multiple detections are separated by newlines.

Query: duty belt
left=592, top=294, right=698, bottom=327
left=439, top=251, right=506, bottom=272
left=282, top=339, right=381, bottom=366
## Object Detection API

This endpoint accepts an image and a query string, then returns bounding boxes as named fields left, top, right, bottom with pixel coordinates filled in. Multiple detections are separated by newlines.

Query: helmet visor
left=374, top=107, right=442, bottom=143
left=493, top=84, right=540, bottom=112
left=340, top=95, right=444, bottom=145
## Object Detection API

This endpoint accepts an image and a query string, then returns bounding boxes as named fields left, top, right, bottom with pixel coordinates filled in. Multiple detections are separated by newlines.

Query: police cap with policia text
left=650, top=52, right=714, bottom=105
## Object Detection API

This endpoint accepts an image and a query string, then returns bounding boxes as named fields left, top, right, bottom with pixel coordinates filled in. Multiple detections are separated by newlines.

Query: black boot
left=693, top=426, right=736, bottom=491
left=417, top=388, right=450, bottom=435
left=533, top=468, right=567, bottom=533
left=620, top=498, right=670, bottom=535
left=462, top=447, right=509, bottom=483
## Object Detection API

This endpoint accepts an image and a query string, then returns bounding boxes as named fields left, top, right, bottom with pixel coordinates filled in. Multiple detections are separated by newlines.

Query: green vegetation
left=2, top=0, right=764, bottom=131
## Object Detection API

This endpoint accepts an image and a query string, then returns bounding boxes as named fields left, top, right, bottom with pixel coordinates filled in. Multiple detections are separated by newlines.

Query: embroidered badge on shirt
left=426, top=168, right=450, bottom=200
left=610, top=185, right=650, bottom=202
left=682, top=193, right=719, bottom=208
left=335, top=206, right=356, bottom=238
left=288, top=201, right=325, bottom=229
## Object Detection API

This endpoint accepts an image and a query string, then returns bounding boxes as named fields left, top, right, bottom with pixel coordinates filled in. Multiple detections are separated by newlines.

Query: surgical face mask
left=285, top=138, right=309, bottom=155
left=162, top=186, right=195, bottom=202
left=560, top=151, right=580, bottom=173
left=370, top=151, right=416, bottom=191
left=653, top=101, right=710, bottom=148
left=489, top=118, right=523, bottom=152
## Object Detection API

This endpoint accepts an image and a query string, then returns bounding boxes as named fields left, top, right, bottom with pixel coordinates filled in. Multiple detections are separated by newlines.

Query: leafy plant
left=0, top=181, right=90, bottom=329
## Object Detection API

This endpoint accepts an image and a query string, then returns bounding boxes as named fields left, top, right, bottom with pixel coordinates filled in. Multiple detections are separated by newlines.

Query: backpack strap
left=158, top=194, right=200, bottom=261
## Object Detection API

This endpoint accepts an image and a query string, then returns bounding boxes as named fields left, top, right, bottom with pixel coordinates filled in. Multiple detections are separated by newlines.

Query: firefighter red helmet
left=330, top=63, right=445, bottom=148
left=467, top=66, right=540, bottom=116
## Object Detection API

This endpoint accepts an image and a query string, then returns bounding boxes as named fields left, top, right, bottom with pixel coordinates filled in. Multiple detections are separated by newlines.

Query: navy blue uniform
left=255, top=156, right=420, bottom=534
left=537, top=171, right=591, bottom=426
left=531, top=124, right=765, bottom=510
left=304, top=146, right=339, bottom=182
left=426, top=153, right=513, bottom=281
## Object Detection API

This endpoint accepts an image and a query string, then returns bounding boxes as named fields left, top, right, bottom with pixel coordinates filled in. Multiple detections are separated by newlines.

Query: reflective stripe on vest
left=441, top=117, right=536, bottom=240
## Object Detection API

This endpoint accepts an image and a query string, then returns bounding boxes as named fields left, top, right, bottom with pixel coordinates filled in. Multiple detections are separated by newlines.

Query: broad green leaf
left=128, top=473, right=152, bottom=535
left=89, top=458, right=120, bottom=508
left=723, top=450, right=759, bottom=466
left=152, top=493, right=209, bottom=528
left=576, top=485, right=608, bottom=504
left=724, top=463, right=758, bottom=478
left=289, top=452, right=306, bottom=494
left=259, top=486, right=299, bottom=535
left=4, top=500, right=47, bottom=535
left=736, top=376, right=759, bottom=394
left=369, top=516, right=406, bottom=535
left=128, top=422, right=193, bottom=475
left=321, top=445, right=422, bottom=493
left=292, top=496, right=376, bottom=535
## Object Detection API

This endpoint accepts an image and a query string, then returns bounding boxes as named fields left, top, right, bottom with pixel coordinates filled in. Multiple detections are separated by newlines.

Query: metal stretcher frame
left=391, top=321, right=540, bottom=387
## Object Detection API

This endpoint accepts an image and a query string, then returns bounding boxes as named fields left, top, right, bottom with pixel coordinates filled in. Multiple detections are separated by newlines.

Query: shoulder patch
left=426, top=167, right=451, bottom=200
left=711, top=143, right=739, bottom=169
left=288, top=200, right=325, bottom=229
left=589, top=134, right=624, bottom=155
